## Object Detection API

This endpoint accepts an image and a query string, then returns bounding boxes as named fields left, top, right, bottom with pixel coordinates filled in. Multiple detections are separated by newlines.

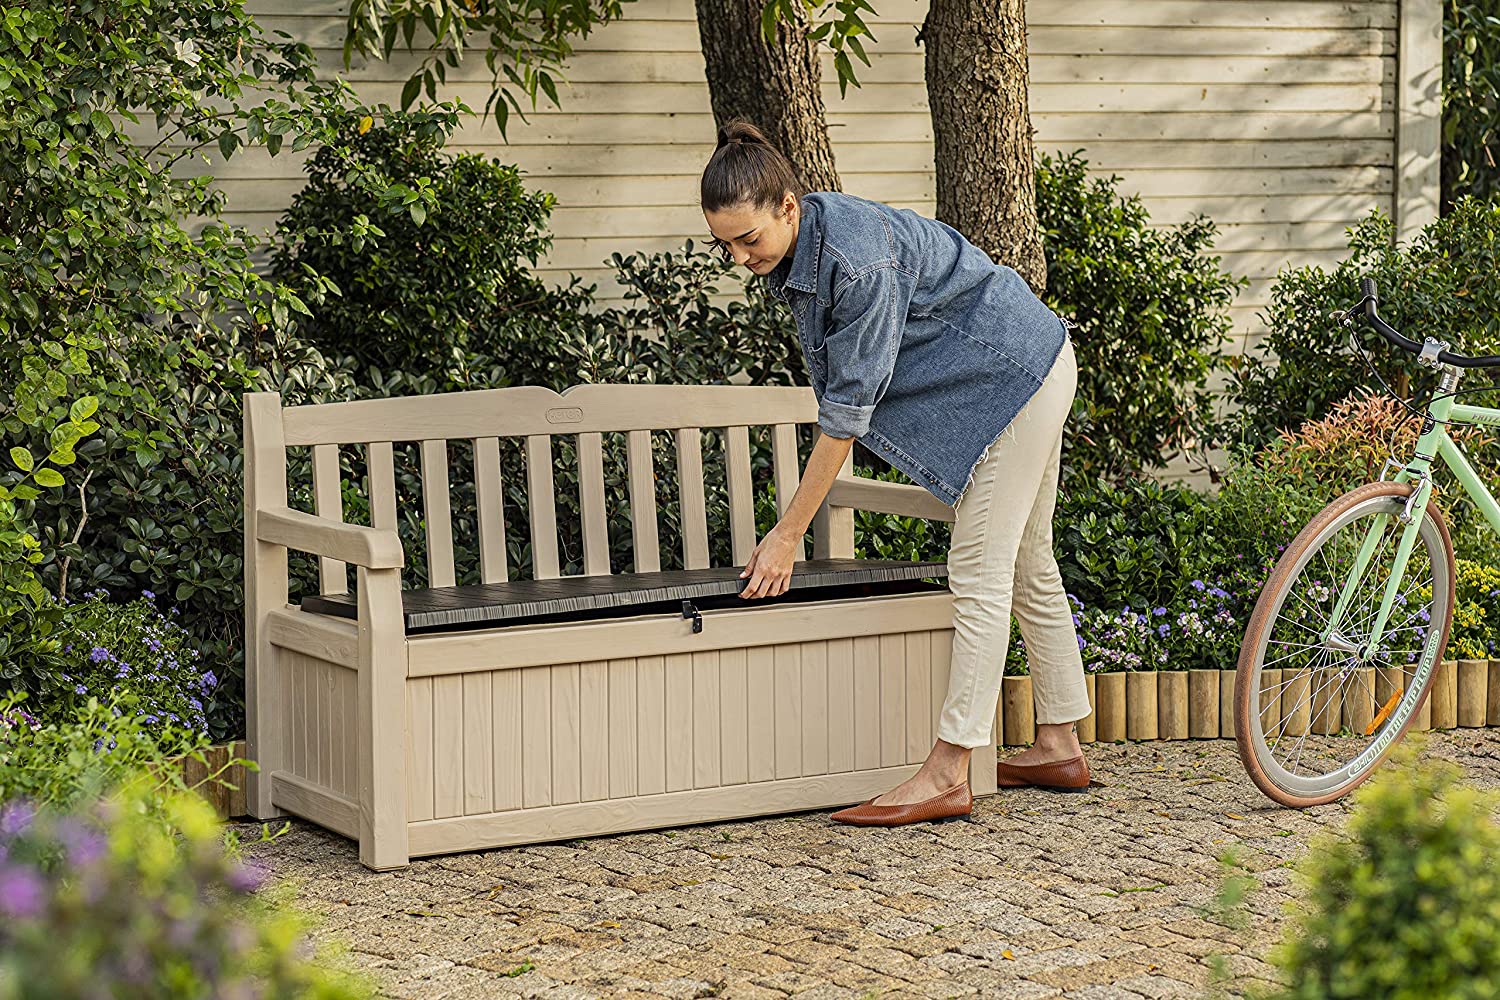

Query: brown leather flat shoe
left=829, top=780, right=973, bottom=826
left=995, top=752, right=1090, bottom=792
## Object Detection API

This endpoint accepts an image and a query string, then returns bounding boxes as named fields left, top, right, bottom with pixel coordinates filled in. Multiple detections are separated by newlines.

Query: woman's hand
left=738, top=522, right=800, bottom=598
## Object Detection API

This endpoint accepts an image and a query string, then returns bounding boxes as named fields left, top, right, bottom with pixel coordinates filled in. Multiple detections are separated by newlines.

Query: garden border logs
left=243, top=385, right=999, bottom=870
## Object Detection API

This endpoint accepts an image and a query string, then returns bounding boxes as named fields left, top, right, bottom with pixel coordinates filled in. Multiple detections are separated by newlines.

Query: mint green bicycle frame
left=1323, top=387, right=1500, bottom=655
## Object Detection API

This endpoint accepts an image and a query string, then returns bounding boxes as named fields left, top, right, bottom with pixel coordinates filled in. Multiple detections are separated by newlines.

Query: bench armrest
left=256, top=507, right=405, bottom=569
left=825, top=477, right=956, bottom=523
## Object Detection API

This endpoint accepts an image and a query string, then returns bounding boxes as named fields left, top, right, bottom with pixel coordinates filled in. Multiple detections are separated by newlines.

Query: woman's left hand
left=739, top=522, right=799, bottom=598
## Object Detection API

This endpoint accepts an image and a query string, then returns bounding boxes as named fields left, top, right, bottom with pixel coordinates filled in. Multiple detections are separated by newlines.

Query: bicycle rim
left=1235, top=482, right=1454, bottom=807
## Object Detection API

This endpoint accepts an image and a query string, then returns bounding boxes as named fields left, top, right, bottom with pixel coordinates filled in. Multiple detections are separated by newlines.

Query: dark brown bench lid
left=301, top=558, right=949, bottom=633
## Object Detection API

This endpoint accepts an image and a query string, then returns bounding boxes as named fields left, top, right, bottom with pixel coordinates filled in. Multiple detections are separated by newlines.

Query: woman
left=702, top=119, right=1092, bottom=827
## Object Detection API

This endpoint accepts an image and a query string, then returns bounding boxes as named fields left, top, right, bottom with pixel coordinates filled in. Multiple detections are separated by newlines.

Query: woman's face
left=703, top=193, right=799, bottom=275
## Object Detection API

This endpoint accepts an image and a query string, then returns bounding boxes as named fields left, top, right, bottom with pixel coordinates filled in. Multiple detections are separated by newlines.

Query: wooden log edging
left=997, top=659, right=1500, bottom=747
left=172, top=740, right=252, bottom=820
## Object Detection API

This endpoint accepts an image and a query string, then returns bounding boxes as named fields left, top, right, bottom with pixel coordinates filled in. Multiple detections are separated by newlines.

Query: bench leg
left=357, top=566, right=410, bottom=870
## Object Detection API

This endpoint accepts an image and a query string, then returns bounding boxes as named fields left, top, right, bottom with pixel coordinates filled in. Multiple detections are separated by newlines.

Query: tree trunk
left=693, top=0, right=842, bottom=195
left=919, top=0, right=1047, bottom=294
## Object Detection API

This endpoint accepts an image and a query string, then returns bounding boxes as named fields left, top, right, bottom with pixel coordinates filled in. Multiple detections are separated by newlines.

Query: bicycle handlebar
left=1353, top=277, right=1500, bottom=368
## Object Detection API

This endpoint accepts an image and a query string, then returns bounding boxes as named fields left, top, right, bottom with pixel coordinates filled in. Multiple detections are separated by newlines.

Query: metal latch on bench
left=681, top=599, right=702, bottom=633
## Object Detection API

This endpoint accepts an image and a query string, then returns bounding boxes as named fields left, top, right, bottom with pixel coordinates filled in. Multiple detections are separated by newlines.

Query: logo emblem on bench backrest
left=545, top=407, right=584, bottom=424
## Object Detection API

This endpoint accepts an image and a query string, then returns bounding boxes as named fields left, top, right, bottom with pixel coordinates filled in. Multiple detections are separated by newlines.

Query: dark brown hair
left=701, top=119, right=807, bottom=261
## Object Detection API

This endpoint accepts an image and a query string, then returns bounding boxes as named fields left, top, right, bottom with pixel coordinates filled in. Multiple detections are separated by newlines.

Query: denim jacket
left=765, top=190, right=1072, bottom=509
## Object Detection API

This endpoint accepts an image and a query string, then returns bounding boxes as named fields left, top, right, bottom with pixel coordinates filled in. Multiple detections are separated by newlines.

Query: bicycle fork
left=1321, top=474, right=1432, bottom=660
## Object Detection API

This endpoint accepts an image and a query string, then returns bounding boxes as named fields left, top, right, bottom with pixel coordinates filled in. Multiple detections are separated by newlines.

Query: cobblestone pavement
left=235, top=729, right=1500, bottom=1000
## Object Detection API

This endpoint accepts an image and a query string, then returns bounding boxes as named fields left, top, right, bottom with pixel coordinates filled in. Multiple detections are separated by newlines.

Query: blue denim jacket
left=765, top=190, right=1071, bottom=509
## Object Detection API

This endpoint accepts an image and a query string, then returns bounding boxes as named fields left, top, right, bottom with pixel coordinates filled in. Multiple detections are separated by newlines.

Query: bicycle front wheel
left=1235, top=481, right=1455, bottom=808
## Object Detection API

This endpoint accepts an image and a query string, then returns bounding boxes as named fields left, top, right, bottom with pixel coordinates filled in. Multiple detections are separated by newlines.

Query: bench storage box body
left=244, top=384, right=994, bottom=870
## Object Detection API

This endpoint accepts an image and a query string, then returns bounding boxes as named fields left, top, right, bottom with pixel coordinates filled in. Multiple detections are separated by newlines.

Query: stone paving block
left=1006, top=946, right=1109, bottom=976
left=1111, top=974, right=1198, bottom=998
left=1026, top=954, right=1155, bottom=991
left=1061, top=985, right=1148, bottom=999
left=868, top=916, right=934, bottom=940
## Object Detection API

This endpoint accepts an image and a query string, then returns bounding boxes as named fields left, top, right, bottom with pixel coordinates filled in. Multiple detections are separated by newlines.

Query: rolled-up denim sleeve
left=818, top=264, right=909, bottom=439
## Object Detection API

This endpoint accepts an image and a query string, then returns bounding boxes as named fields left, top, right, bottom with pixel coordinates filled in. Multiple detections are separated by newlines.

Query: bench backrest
left=245, top=383, right=855, bottom=595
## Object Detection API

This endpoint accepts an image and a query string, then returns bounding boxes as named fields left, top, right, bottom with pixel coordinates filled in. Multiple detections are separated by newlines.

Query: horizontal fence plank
left=267, top=49, right=1392, bottom=88
left=161, top=136, right=1395, bottom=184
left=249, top=17, right=1393, bottom=57
left=125, top=110, right=1396, bottom=150
left=250, top=0, right=1395, bottom=30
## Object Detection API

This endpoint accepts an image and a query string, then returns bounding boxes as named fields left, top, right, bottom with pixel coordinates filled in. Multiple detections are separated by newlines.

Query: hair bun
left=717, top=119, right=769, bottom=151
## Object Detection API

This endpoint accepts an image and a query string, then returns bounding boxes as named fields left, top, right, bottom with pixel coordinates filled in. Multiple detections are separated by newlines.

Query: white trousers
left=935, top=334, right=1092, bottom=748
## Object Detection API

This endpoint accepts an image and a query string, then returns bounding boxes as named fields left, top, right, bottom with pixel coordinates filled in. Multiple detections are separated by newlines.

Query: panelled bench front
left=243, top=383, right=993, bottom=870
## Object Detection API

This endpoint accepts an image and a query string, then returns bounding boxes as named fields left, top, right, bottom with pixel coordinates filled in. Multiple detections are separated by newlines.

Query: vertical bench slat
left=420, top=440, right=456, bottom=588
left=904, top=632, right=932, bottom=763
left=311, top=444, right=346, bottom=595
left=625, top=429, right=661, bottom=574
left=827, top=637, right=854, bottom=773
left=367, top=441, right=397, bottom=532
left=674, top=427, right=710, bottom=571
left=525, top=435, right=560, bottom=579
left=406, top=677, right=434, bottom=821
left=719, top=648, right=748, bottom=785
left=473, top=436, right=509, bottom=583
left=431, top=675, right=463, bottom=818
left=462, top=673, right=493, bottom=815
left=551, top=663, right=582, bottom=805
left=691, top=650, right=721, bottom=788
left=725, top=425, right=755, bottom=567
left=800, top=640, right=828, bottom=776
left=664, top=652, right=693, bottom=793
left=577, top=431, right=610, bottom=577
left=771, top=423, right=806, bottom=562
left=607, top=657, right=638, bottom=799
left=492, top=669, right=522, bottom=811
left=579, top=660, right=609, bottom=801
left=879, top=632, right=906, bottom=767
left=811, top=434, right=856, bottom=559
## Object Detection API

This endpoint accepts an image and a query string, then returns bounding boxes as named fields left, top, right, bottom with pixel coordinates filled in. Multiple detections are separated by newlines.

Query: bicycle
left=1235, top=276, right=1500, bottom=807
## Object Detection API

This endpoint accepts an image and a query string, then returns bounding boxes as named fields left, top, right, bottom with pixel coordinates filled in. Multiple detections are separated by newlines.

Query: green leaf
left=69, top=395, right=98, bottom=422
left=760, top=0, right=779, bottom=42
left=33, top=468, right=64, bottom=488
left=9, top=448, right=33, bottom=473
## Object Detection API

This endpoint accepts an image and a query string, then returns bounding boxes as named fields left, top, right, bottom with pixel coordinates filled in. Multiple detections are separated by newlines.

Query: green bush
left=1036, top=149, right=1245, bottom=483
left=0, top=0, right=477, bottom=740
left=1222, top=198, right=1500, bottom=452
left=1248, top=736, right=1500, bottom=1000
left=1443, top=1, right=1500, bottom=210
left=0, top=691, right=209, bottom=815
left=0, top=776, right=373, bottom=1000
left=269, top=119, right=591, bottom=377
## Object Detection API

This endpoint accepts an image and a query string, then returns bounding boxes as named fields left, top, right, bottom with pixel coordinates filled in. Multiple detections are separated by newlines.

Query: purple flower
left=1190, top=579, right=1206, bottom=591
left=88, top=647, right=109, bottom=664
left=1153, top=606, right=1167, bottom=616
left=142, top=589, right=155, bottom=600
left=0, top=802, right=35, bottom=839
left=0, top=865, right=45, bottom=919
left=55, top=818, right=106, bottom=867
left=73, top=684, right=87, bottom=695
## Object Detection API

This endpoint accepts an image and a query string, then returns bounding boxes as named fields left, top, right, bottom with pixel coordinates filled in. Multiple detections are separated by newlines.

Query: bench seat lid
left=300, top=558, right=948, bottom=633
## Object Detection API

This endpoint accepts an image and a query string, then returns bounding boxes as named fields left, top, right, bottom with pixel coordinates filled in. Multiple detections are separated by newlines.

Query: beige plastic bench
left=243, top=383, right=997, bottom=869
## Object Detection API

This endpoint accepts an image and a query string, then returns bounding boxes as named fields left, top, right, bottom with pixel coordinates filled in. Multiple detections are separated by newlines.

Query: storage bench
left=243, top=383, right=994, bottom=869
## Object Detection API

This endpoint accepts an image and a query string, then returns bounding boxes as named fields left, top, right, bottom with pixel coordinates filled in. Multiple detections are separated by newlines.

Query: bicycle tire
left=1234, top=481, right=1455, bottom=808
